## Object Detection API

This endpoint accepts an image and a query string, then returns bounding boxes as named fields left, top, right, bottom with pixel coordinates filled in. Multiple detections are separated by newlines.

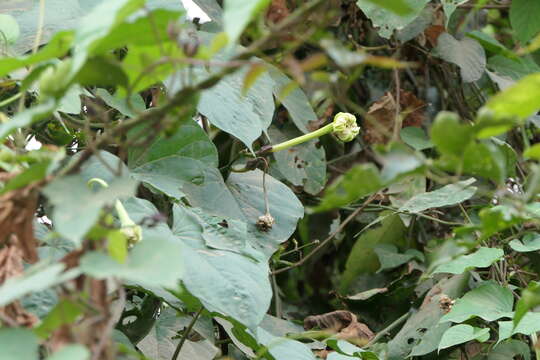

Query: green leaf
left=320, top=39, right=367, bottom=68
left=0, top=14, right=20, bottom=45
left=131, top=156, right=206, bottom=200
left=46, top=345, right=90, bottom=360
left=399, top=178, right=477, bottom=213
left=513, top=281, right=540, bottom=329
left=225, top=170, right=304, bottom=258
left=256, top=327, right=316, bottom=360
left=486, top=73, right=540, bottom=118
left=498, top=312, right=540, bottom=343
left=195, top=64, right=276, bottom=150
left=43, top=174, right=138, bottom=244
left=389, top=274, right=469, bottom=358
left=442, top=0, right=468, bottom=27
left=356, top=0, right=430, bottom=39
left=374, top=244, right=423, bottom=272
left=269, top=125, right=326, bottom=195
left=440, top=281, right=514, bottom=323
left=488, top=340, right=531, bottom=360
left=0, top=263, right=78, bottom=307
left=433, top=247, right=504, bottom=275
left=524, top=144, right=540, bottom=160
left=467, top=31, right=517, bottom=59
left=346, top=287, right=388, bottom=301
left=0, top=99, right=57, bottom=140
left=80, top=235, right=184, bottom=289
left=488, top=55, right=540, bottom=81
left=171, top=205, right=273, bottom=328
left=360, top=0, right=412, bottom=15
left=35, top=300, right=84, bottom=338
left=223, top=0, right=271, bottom=45
left=267, top=65, right=317, bottom=134
left=95, top=88, right=145, bottom=118
left=128, top=120, right=218, bottom=168
left=340, top=213, right=406, bottom=292
left=435, top=33, right=486, bottom=83
left=0, top=31, right=74, bottom=77
left=178, top=238, right=272, bottom=329
left=138, top=307, right=219, bottom=359
left=431, top=111, right=475, bottom=157
left=315, top=164, right=383, bottom=212
left=509, top=233, right=540, bottom=252
left=438, top=324, right=490, bottom=351
left=0, top=328, right=39, bottom=360
left=0, top=160, right=52, bottom=195
left=510, top=0, right=540, bottom=44
left=400, top=126, right=433, bottom=151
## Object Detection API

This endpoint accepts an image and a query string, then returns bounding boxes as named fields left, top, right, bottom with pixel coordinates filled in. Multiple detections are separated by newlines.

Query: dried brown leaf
left=266, top=0, right=290, bottom=24
left=304, top=310, right=374, bottom=346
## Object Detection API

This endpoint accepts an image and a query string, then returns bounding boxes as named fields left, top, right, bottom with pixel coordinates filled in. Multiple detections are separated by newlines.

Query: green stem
left=0, top=92, right=22, bottom=108
left=172, top=307, right=203, bottom=360
left=270, top=123, right=334, bottom=153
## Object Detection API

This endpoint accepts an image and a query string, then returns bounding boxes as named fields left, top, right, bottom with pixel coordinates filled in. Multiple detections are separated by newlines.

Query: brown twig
left=272, top=193, right=379, bottom=275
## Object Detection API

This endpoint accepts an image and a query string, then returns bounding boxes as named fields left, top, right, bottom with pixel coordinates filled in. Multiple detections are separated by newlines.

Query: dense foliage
left=1, top=0, right=540, bottom=359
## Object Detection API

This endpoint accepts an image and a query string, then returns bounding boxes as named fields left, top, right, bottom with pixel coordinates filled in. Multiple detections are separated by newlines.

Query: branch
left=272, top=193, right=379, bottom=275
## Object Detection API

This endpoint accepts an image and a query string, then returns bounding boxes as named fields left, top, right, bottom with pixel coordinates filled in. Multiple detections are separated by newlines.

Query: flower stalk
left=260, top=112, right=360, bottom=154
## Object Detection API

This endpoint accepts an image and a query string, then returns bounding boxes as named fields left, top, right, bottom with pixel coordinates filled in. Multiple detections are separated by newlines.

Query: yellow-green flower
left=332, top=112, right=360, bottom=142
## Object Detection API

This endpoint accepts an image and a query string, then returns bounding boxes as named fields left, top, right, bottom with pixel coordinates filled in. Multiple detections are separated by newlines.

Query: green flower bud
left=332, top=112, right=360, bottom=142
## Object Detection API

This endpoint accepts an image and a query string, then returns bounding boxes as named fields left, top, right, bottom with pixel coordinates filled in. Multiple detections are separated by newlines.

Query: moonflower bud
left=332, top=112, right=360, bottom=142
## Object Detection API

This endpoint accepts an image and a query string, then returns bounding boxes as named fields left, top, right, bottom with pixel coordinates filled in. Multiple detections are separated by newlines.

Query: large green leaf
left=374, top=244, right=423, bottom=272
left=138, top=307, right=218, bottom=359
left=340, top=212, right=406, bottom=292
left=223, top=0, right=271, bottom=45
left=433, top=247, right=504, bottom=275
left=195, top=64, right=276, bottom=150
left=269, top=125, right=326, bottom=195
left=399, top=178, right=477, bottom=213
left=172, top=206, right=272, bottom=329
left=225, top=170, right=304, bottom=258
left=438, top=324, right=490, bottom=351
left=431, top=111, right=475, bottom=156
left=440, top=281, right=514, bottom=323
left=356, top=0, right=430, bottom=39
left=510, top=0, right=540, bottom=44
left=131, top=156, right=206, bottom=200
left=128, top=120, right=218, bottom=168
left=43, top=174, right=138, bottom=244
left=0, top=329, right=39, bottom=360
left=80, top=235, right=184, bottom=289
left=191, top=0, right=223, bottom=26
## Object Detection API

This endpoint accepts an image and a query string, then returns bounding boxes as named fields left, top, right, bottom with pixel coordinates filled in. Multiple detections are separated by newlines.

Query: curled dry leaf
left=304, top=310, right=374, bottom=346
left=0, top=184, right=40, bottom=263
left=0, top=245, right=39, bottom=327
left=363, top=90, right=426, bottom=145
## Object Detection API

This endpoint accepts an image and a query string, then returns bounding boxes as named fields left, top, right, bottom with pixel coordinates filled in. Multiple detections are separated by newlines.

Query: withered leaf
left=304, top=310, right=374, bottom=346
